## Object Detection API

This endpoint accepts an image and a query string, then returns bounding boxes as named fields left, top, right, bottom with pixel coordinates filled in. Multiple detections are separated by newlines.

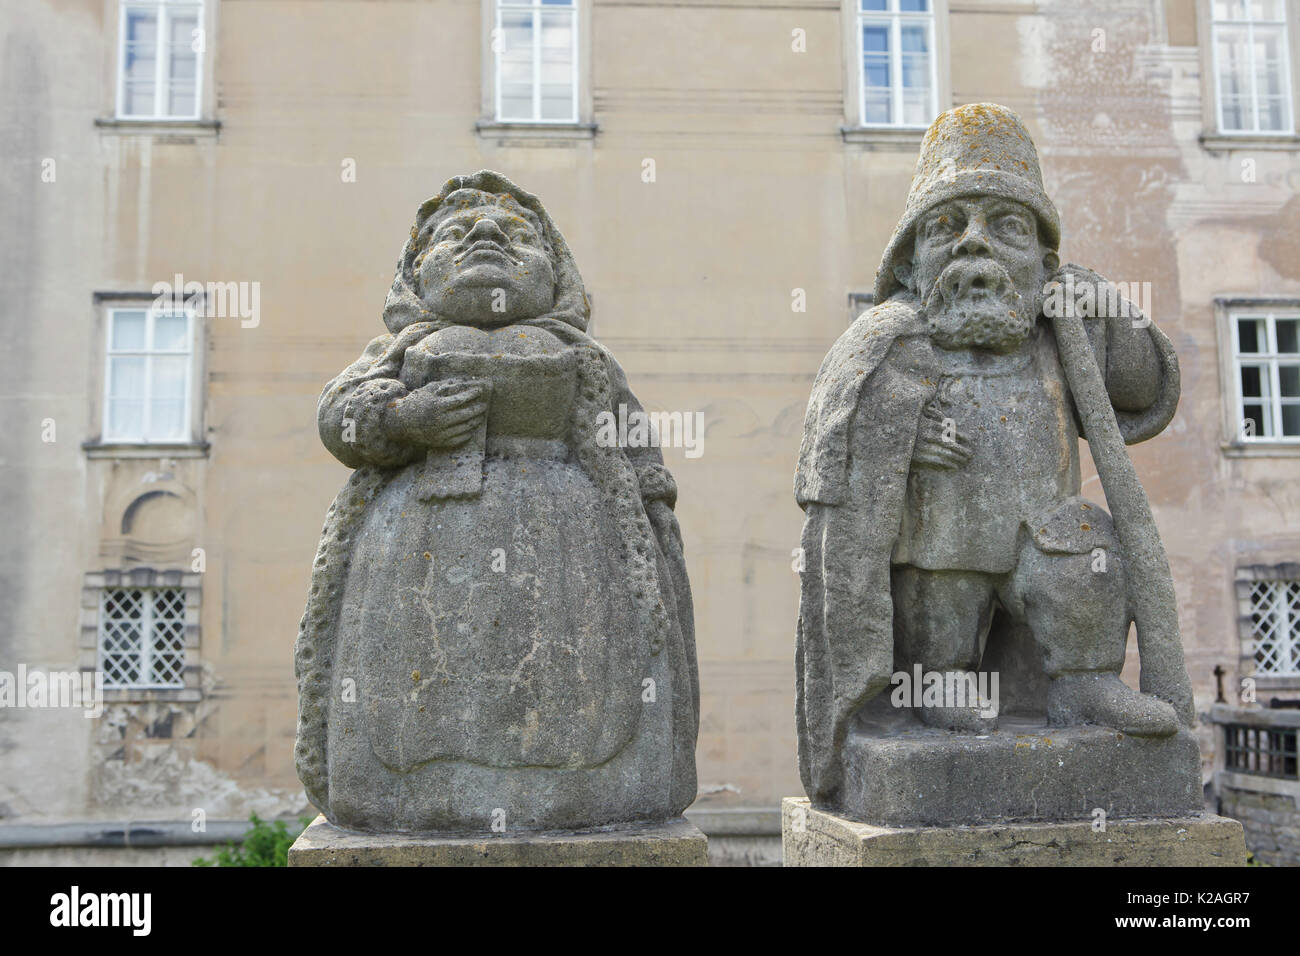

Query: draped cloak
left=793, top=287, right=1180, bottom=803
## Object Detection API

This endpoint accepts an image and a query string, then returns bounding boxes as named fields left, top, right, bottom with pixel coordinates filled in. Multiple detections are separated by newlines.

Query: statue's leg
left=1005, top=506, right=1178, bottom=737
left=892, top=566, right=999, bottom=732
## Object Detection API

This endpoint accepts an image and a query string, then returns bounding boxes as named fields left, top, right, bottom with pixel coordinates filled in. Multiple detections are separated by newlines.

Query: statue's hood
left=382, top=170, right=590, bottom=334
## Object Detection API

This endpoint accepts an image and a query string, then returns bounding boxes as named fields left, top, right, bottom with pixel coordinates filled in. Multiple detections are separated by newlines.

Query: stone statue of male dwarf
left=794, top=103, right=1196, bottom=805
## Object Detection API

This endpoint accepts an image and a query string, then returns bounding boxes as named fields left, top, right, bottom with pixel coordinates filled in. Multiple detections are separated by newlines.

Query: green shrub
left=193, top=813, right=313, bottom=867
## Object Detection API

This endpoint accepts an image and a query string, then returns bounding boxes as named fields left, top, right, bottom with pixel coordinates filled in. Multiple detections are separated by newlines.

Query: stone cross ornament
left=794, top=104, right=1199, bottom=824
left=294, top=171, right=699, bottom=833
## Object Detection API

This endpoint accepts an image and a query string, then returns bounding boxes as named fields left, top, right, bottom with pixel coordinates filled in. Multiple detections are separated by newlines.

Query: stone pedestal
left=288, top=814, right=708, bottom=867
left=782, top=798, right=1247, bottom=867
left=839, top=718, right=1203, bottom=826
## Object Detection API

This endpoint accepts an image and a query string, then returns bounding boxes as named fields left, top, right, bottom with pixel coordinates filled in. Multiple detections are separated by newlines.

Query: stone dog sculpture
left=294, top=171, right=699, bottom=832
left=795, top=104, right=1196, bottom=808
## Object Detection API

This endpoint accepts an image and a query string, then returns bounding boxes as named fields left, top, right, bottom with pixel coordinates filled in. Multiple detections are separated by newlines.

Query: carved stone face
left=907, top=195, right=1057, bottom=354
left=414, top=190, right=556, bottom=327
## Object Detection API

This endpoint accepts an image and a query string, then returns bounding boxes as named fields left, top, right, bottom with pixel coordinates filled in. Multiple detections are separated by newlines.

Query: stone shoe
left=1047, top=673, right=1178, bottom=737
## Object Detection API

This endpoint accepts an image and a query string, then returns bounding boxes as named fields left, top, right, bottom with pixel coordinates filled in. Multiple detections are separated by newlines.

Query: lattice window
left=1224, top=722, right=1299, bottom=779
left=99, top=587, right=187, bottom=689
left=1248, top=578, right=1300, bottom=676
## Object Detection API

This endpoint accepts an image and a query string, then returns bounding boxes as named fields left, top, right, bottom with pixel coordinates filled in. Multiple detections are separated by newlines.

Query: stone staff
left=1050, top=287, right=1195, bottom=726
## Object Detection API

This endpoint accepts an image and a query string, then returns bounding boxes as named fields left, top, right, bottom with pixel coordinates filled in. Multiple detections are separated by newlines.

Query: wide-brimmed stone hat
left=873, top=103, right=1060, bottom=303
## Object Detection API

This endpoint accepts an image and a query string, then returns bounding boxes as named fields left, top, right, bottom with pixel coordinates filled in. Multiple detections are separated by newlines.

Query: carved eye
left=996, top=216, right=1029, bottom=240
left=922, top=216, right=956, bottom=242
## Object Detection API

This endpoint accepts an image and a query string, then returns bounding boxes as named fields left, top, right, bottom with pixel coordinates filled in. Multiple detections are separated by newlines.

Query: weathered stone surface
left=293, top=171, right=699, bottom=833
left=782, top=799, right=1246, bottom=867
left=793, top=103, right=1200, bottom=821
left=288, top=814, right=707, bottom=867
left=839, top=719, right=1202, bottom=826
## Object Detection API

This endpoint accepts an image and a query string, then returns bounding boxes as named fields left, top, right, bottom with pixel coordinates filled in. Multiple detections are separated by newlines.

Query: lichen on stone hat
left=873, top=103, right=1061, bottom=303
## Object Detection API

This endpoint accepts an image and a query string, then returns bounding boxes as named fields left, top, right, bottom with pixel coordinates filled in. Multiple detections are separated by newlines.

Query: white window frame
left=1230, top=308, right=1300, bottom=443
left=1209, top=0, right=1295, bottom=135
left=98, top=585, right=188, bottom=690
left=1246, top=578, right=1300, bottom=677
left=494, top=0, right=579, bottom=124
left=115, top=0, right=205, bottom=121
left=855, top=0, right=939, bottom=129
left=103, top=305, right=195, bottom=444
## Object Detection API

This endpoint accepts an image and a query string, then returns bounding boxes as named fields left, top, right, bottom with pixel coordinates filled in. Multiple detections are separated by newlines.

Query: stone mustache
left=794, top=103, right=1196, bottom=808
left=294, top=171, right=699, bottom=833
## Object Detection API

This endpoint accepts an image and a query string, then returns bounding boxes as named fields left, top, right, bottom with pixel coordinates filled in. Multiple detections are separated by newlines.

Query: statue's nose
left=466, top=217, right=509, bottom=243
left=953, top=218, right=992, bottom=257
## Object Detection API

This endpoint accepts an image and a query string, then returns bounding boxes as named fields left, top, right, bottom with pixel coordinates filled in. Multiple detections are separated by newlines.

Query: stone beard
left=921, top=256, right=1039, bottom=354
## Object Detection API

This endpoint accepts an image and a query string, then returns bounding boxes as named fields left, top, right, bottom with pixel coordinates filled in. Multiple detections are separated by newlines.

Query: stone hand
left=912, top=409, right=973, bottom=470
left=388, top=381, right=489, bottom=449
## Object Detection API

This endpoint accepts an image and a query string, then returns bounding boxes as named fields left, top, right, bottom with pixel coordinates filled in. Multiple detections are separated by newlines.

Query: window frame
left=855, top=0, right=938, bottom=130
left=1208, top=0, right=1294, bottom=136
left=1229, top=308, right=1300, bottom=444
left=494, top=0, right=579, bottom=125
left=98, top=585, right=188, bottom=690
left=1197, top=0, right=1300, bottom=149
left=102, top=304, right=197, bottom=445
left=479, top=0, right=594, bottom=139
left=80, top=570, right=202, bottom=704
left=840, top=0, right=949, bottom=146
left=114, top=0, right=206, bottom=122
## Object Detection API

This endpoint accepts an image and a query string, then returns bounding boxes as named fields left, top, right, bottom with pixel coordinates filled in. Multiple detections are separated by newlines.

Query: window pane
left=899, top=0, right=929, bottom=10
left=499, top=11, right=535, bottom=120
left=1277, top=318, right=1300, bottom=353
left=167, top=12, right=199, bottom=117
left=539, top=9, right=575, bottom=120
left=109, top=355, right=147, bottom=399
left=1280, top=365, right=1300, bottom=397
left=1240, top=363, right=1270, bottom=398
left=107, top=398, right=146, bottom=439
left=861, top=0, right=888, bottom=9
left=122, top=9, right=158, bottom=116
left=111, top=310, right=147, bottom=350
left=149, top=356, right=188, bottom=439
left=1282, top=403, right=1300, bottom=436
left=1217, top=26, right=1254, bottom=129
left=1238, top=317, right=1265, bottom=353
left=1243, top=403, right=1269, bottom=437
left=1213, top=1, right=1247, bottom=19
left=153, top=312, right=189, bottom=351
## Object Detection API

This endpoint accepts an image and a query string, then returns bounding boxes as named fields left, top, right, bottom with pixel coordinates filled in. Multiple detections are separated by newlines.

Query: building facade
left=1, top=0, right=1298, bottom=864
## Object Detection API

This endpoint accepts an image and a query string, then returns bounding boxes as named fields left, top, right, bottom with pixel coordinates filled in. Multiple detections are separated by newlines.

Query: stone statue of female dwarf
left=294, top=171, right=699, bottom=833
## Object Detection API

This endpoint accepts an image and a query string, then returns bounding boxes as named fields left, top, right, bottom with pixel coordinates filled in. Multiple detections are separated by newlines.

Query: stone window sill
left=1221, top=441, right=1300, bottom=458
left=95, top=118, right=221, bottom=140
left=475, top=120, right=598, bottom=144
left=1199, top=131, right=1300, bottom=153
left=841, top=126, right=926, bottom=150
left=83, top=440, right=210, bottom=460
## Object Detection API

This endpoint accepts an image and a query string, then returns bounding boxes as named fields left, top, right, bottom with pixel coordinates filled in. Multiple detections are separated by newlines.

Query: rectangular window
left=1248, top=577, right=1300, bottom=676
left=116, top=0, right=204, bottom=120
left=1232, top=310, right=1300, bottom=440
left=857, top=0, right=936, bottom=127
left=495, top=0, right=577, bottom=123
left=104, top=306, right=194, bottom=443
left=1223, top=722, right=1299, bottom=778
left=1211, top=0, right=1293, bottom=134
left=99, top=587, right=187, bottom=689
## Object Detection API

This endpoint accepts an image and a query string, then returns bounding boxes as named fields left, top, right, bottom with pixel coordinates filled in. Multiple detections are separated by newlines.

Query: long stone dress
left=296, top=320, right=699, bottom=833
